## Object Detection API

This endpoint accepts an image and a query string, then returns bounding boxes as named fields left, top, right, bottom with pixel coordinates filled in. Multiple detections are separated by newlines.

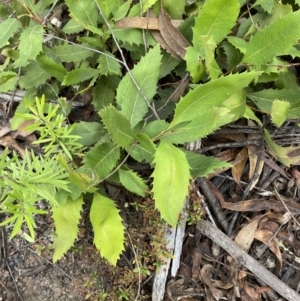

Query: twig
left=197, top=139, right=260, bottom=153
left=197, top=178, right=229, bottom=232
left=274, top=188, right=300, bottom=229
left=197, top=219, right=300, bottom=301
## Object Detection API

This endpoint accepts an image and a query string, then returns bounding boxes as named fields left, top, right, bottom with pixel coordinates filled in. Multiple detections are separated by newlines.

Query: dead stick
left=197, top=220, right=300, bottom=301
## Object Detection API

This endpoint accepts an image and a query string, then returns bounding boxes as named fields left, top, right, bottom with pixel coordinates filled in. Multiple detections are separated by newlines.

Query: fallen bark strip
left=197, top=219, right=300, bottom=301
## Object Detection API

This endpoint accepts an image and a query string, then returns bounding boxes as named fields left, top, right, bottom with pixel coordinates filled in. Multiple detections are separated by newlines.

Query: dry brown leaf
left=241, top=282, right=262, bottom=301
left=222, top=198, right=300, bottom=215
left=116, top=17, right=182, bottom=30
left=0, top=136, right=26, bottom=158
left=254, top=229, right=282, bottom=274
left=234, top=218, right=259, bottom=252
left=0, top=124, right=11, bottom=137
left=232, top=147, right=248, bottom=183
left=248, top=146, right=264, bottom=191
left=158, top=5, right=189, bottom=59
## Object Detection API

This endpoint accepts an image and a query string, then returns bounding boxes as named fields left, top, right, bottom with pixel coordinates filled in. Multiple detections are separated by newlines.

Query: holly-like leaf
left=151, top=141, right=190, bottom=226
left=19, top=61, right=51, bottom=89
left=116, top=44, right=162, bottom=127
left=90, top=192, right=125, bottom=265
left=192, top=0, right=240, bottom=51
left=185, top=46, right=205, bottom=83
left=36, top=54, right=67, bottom=82
left=242, top=10, right=300, bottom=66
left=247, top=88, right=300, bottom=119
left=271, top=100, right=290, bottom=127
left=112, top=0, right=132, bottom=21
left=14, top=24, right=44, bottom=67
left=0, top=71, right=18, bottom=92
left=171, top=72, right=260, bottom=127
left=97, top=0, right=118, bottom=19
left=52, top=195, right=84, bottom=262
left=98, top=54, right=121, bottom=76
left=160, top=108, right=234, bottom=144
left=65, top=0, right=98, bottom=29
left=0, top=18, right=20, bottom=48
left=72, top=121, right=104, bottom=146
left=83, top=142, right=120, bottom=180
left=101, top=106, right=135, bottom=147
left=93, top=77, right=116, bottom=110
left=119, top=168, right=148, bottom=196
left=62, top=19, right=84, bottom=34
left=62, top=68, right=99, bottom=86
left=185, top=151, right=232, bottom=178
left=112, top=27, right=144, bottom=46
left=52, top=44, right=94, bottom=63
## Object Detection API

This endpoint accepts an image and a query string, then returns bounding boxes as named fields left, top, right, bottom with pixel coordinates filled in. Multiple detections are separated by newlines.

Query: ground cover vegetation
left=1, top=0, right=300, bottom=299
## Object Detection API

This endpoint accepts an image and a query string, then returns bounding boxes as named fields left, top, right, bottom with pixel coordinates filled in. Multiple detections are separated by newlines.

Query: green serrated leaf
left=160, top=108, right=233, bottom=144
left=247, top=88, right=300, bottom=119
left=36, top=54, right=67, bottom=82
left=192, top=0, right=239, bottom=51
left=19, top=61, right=51, bottom=89
left=62, top=19, right=85, bottom=34
left=136, top=133, right=156, bottom=155
left=90, top=192, right=125, bottom=265
left=72, top=121, right=104, bottom=146
left=144, top=120, right=169, bottom=138
left=151, top=141, right=190, bottom=226
left=154, top=0, right=185, bottom=18
left=227, top=37, right=248, bottom=54
left=0, top=71, right=18, bottom=92
left=199, top=35, right=221, bottom=80
left=96, top=0, right=118, bottom=19
left=112, top=27, right=144, bottom=46
left=14, top=24, right=44, bottom=67
left=141, top=0, right=158, bottom=13
left=185, top=46, right=205, bottom=83
left=98, top=54, right=121, bottom=76
left=83, top=142, right=120, bottom=180
left=62, top=68, right=99, bottom=86
left=119, top=169, right=148, bottom=196
left=242, top=10, right=300, bottom=66
left=52, top=44, right=94, bottom=63
left=52, top=195, right=83, bottom=262
left=112, top=0, right=132, bottom=21
left=185, top=151, right=232, bottom=178
left=0, top=18, right=20, bottom=48
left=159, top=52, right=180, bottom=79
left=271, top=100, right=290, bottom=127
left=101, top=106, right=135, bottom=147
left=221, top=40, right=243, bottom=70
left=126, top=143, right=154, bottom=164
left=171, top=72, right=260, bottom=127
left=65, top=0, right=98, bottom=29
left=93, top=77, right=116, bottom=110
left=116, top=44, right=162, bottom=127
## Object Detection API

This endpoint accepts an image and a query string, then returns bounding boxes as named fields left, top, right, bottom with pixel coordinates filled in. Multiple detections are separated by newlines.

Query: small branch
left=197, top=220, right=300, bottom=301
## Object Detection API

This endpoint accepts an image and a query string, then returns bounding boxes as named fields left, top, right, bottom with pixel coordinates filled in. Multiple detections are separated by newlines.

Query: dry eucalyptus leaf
left=116, top=17, right=182, bottom=30
left=158, top=5, right=190, bottom=59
